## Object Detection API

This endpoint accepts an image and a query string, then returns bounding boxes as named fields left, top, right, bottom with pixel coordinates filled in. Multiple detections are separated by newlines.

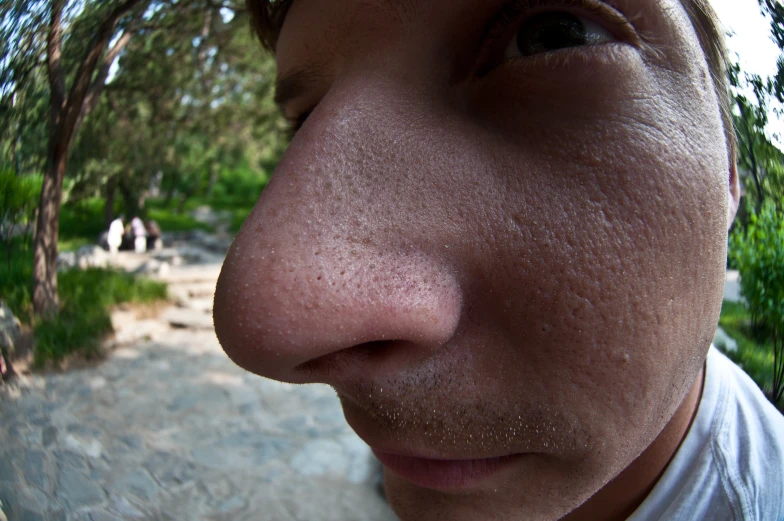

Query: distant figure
left=131, top=217, right=147, bottom=254
left=107, top=217, right=124, bottom=255
left=146, top=219, right=162, bottom=251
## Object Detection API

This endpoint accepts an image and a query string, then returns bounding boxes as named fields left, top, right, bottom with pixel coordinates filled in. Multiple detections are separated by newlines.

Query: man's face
left=214, top=0, right=735, bottom=519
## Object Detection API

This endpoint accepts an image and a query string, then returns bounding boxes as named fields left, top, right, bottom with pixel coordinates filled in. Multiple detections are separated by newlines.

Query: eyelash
left=489, top=0, right=607, bottom=39
left=285, top=0, right=624, bottom=136
left=479, top=0, right=623, bottom=74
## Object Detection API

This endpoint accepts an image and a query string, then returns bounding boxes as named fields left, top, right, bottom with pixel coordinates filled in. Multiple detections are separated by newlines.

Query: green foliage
left=729, top=201, right=784, bottom=404
left=0, top=235, right=167, bottom=367
left=0, top=167, right=41, bottom=268
left=64, top=4, right=285, bottom=218
left=0, top=237, right=34, bottom=325
left=719, top=301, right=779, bottom=409
left=146, top=207, right=213, bottom=232
left=33, top=268, right=167, bottom=367
left=59, top=198, right=108, bottom=244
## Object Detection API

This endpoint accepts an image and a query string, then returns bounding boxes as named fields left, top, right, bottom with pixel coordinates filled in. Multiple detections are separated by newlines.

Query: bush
left=0, top=238, right=34, bottom=324
left=31, top=267, right=168, bottom=367
left=59, top=198, right=107, bottom=243
left=719, top=301, right=778, bottom=401
left=729, top=200, right=784, bottom=405
left=0, top=242, right=168, bottom=367
left=0, top=169, right=41, bottom=270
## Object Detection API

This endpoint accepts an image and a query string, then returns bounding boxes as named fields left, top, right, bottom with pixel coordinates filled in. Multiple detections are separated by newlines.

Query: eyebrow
left=274, top=65, right=326, bottom=110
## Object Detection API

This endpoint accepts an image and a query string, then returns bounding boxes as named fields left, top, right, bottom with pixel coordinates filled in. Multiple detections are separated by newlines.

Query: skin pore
left=213, top=0, right=740, bottom=519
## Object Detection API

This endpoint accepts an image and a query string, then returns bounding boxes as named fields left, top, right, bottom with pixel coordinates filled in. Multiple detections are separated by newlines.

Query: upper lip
left=335, top=388, right=536, bottom=461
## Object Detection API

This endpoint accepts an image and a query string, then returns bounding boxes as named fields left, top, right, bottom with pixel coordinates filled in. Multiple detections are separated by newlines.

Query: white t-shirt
left=628, top=347, right=784, bottom=521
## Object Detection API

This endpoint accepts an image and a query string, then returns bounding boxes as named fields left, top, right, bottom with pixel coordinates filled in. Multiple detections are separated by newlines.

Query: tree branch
left=79, top=8, right=144, bottom=126
left=46, top=0, right=66, bottom=116
left=63, top=0, right=147, bottom=139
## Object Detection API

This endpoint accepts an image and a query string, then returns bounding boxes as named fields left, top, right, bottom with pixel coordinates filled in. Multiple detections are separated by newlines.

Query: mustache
left=332, top=372, right=593, bottom=459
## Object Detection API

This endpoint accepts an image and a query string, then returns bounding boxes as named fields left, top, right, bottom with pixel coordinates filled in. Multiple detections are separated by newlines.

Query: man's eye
left=505, top=11, right=615, bottom=58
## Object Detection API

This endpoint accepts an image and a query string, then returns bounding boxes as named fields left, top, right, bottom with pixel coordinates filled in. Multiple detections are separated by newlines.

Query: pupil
left=516, top=12, right=587, bottom=56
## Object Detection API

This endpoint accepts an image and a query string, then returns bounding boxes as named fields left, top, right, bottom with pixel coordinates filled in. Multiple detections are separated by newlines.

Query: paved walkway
left=0, top=248, right=397, bottom=521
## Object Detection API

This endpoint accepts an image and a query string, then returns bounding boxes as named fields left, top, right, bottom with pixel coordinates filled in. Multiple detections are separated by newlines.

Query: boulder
left=0, top=300, right=22, bottom=358
left=134, top=259, right=171, bottom=276
left=76, top=245, right=109, bottom=269
left=186, top=230, right=232, bottom=254
left=57, top=250, right=77, bottom=271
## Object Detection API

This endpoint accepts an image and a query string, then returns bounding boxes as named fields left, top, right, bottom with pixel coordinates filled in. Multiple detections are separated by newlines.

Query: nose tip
left=213, top=231, right=462, bottom=383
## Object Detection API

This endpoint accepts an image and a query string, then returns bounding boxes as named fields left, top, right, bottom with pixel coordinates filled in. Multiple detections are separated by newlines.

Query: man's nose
left=212, top=85, right=463, bottom=384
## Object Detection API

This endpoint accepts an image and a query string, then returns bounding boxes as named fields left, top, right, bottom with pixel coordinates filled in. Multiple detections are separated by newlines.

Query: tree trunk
left=206, top=164, right=218, bottom=198
left=176, top=193, right=189, bottom=214
left=32, top=148, right=67, bottom=318
left=104, top=176, right=116, bottom=227
left=32, top=0, right=144, bottom=320
left=118, top=178, right=141, bottom=218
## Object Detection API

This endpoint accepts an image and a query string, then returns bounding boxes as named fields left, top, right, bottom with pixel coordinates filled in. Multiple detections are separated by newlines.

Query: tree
left=30, top=0, right=148, bottom=317
left=2, top=0, right=283, bottom=325
left=729, top=1, right=784, bottom=215
left=65, top=3, right=283, bottom=218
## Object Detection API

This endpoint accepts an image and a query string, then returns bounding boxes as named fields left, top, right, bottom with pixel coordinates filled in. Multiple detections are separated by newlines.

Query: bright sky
left=711, top=0, right=783, bottom=148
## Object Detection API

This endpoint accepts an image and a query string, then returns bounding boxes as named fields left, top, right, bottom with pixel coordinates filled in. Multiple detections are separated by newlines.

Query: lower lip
left=371, top=449, right=522, bottom=490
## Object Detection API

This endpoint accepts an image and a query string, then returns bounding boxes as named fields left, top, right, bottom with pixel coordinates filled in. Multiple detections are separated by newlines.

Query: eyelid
left=477, top=0, right=640, bottom=74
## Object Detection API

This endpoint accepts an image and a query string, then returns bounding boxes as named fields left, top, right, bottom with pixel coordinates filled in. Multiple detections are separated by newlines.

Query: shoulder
left=629, top=348, right=784, bottom=521
left=708, top=348, right=784, bottom=521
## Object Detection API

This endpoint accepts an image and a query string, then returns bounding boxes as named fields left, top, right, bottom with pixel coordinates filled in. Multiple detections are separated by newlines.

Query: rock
left=64, top=433, right=103, bottom=459
left=16, top=487, right=48, bottom=515
left=133, top=259, right=171, bottom=276
left=190, top=206, right=231, bottom=231
left=56, top=251, right=77, bottom=271
left=55, top=468, right=105, bottom=509
left=0, top=457, right=16, bottom=482
left=76, top=245, right=109, bottom=269
left=42, top=426, right=58, bottom=447
left=289, top=439, right=349, bottom=477
left=713, top=326, right=738, bottom=353
left=0, top=300, right=22, bottom=359
left=110, top=470, right=159, bottom=501
left=143, top=451, right=196, bottom=487
left=18, top=511, right=43, bottom=521
left=22, top=450, right=47, bottom=489
left=163, top=308, right=214, bottom=330
left=106, top=494, right=146, bottom=519
left=185, top=229, right=232, bottom=254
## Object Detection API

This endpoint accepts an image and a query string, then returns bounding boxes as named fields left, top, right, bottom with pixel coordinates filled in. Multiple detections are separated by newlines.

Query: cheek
left=463, top=79, right=728, bottom=430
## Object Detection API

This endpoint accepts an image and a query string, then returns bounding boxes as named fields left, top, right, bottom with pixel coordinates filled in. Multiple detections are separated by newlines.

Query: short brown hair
left=247, top=0, right=737, bottom=166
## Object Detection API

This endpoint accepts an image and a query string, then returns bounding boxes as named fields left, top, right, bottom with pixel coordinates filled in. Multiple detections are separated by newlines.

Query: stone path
left=0, top=247, right=397, bottom=521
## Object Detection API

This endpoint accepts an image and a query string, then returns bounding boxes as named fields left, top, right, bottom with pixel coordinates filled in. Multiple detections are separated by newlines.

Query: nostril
left=295, top=339, right=404, bottom=378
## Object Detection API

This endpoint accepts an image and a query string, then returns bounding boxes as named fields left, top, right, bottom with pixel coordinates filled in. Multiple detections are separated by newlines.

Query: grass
left=1, top=192, right=255, bottom=369
left=147, top=207, right=213, bottom=233
left=718, top=300, right=781, bottom=410
left=1, top=238, right=167, bottom=368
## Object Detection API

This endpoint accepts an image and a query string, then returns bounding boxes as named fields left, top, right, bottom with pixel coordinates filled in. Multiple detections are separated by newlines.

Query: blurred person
left=107, top=216, right=124, bottom=255
left=131, top=216, right=147, bottom=254
left=214, top=1, right=784, bottom=520
left=145, top=219, right=163, bottom=251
